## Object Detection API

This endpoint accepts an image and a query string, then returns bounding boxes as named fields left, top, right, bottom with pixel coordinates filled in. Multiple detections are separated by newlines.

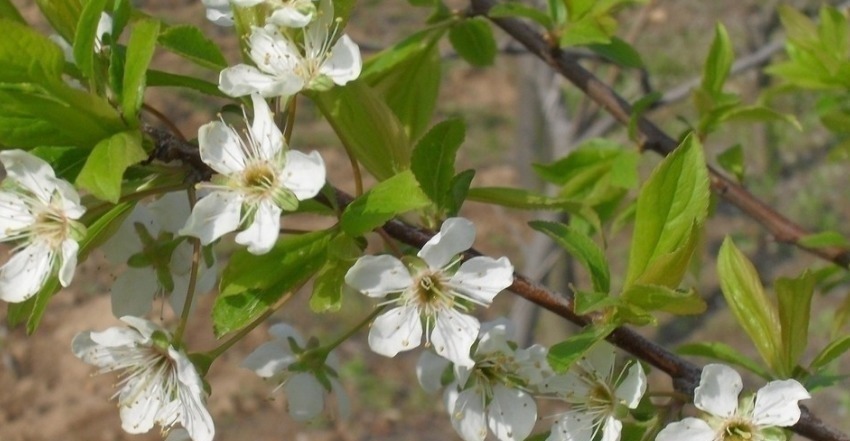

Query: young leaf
left=340, top=170, right=431, bottom=237
left=587, top=37, right=643, bottom=69
left=717, top=144, right=744, bottom=182
left=215, top=230, right=333, bottom=336
left=0, top=18, right=64, bottom=84
left=701, top=23, right=733, bottom=98
left=312, top=80, right=411, bottom=181
left=678, top=342, right=771, bottom=379
left=72, top=0, right=109, bottom=80
left=411, top=119, right=465, bottom=211
left=717, top=237, right=783, bottom=375
left=448, top=17, right=497, bottom=66
left=75, top=130, right=147, bottom=203
left=624, top=134, right=709, bottom=289
left=620, top=284, right=706, bottom=315
left=809, top=335, right=850, bottom=371
left=36, top=0, right=82, bottom=44
left=122, top=18, right=160, bottom=120
left=775, top=271, right=815, bottom=371
left=147, top=70, right=229, bottom=98
left=0, top=0, right=24, bottom=24
left=310, top=234, right=361, bottom=313
left=158, top=25, right=227, bottom=70
left=530, top=220, right=610, bottom=293
left=488, top=3, right=553, bottom=28
left=547, top=323, right=617, bottom=373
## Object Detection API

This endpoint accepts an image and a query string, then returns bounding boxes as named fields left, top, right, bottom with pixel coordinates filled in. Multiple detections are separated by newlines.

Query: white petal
left=242, top=340, right=297, bottom=377
left=431, top=309, right=478, bottom=367
left=110, top=268, right=157, bottom=318
left=235, top=199, right=281, bottom=254
left=53, top=179, right=84, bottom=218
left=0, top=150, right=57, bottom=201
left=547, top=412, right=594, bottom=441
left=345, top=255, right=413, bottom=298
left=488, top=385, right=537, bottom=441
left=231, top=0, right=263, bottom=5
left=321, top=34, right=362, bottom=85
left=171, top=347, right=215, bottom=441
left=0, top=192, right=35, bottom=239
left=367, top=305, right=422, bottom=357
left=268, top=322, right=305, bottom=345
left=205, top=8, right=233, bottom=26
left=121, top=315, right=166, bottom=340
left=450, top=388, right=488, bottom=441
left=615, top=362, right=646, bottom=409
left=0, top=242, right=53, bottom=302
left=416, top=350, right=451, bottom=393
left=249, top=26, right=302, bottom=75
left=330, top=378, right=350, bottom=419
left=118, top=380, right=161, bottom=434
left=148, top=192, right=192, bottom=233
left=179, top=191, right=244, bottom=245
left=419, top=217, right=475, bottom=269
left=165, top=428, right=192, bottom=441
left=199, top=121, right=246, bottom=175
left=58, top=238, right=78, bottom=286
left=100, top=201, right=154, bottom=263
left=281, top=150, right=326, bottom=201
left=655, top=418, right=716, bottom=441
left=694, top=364, right=742, bottom=418
left=449, top=256, right=513, bottom=304
left=583, top=344, right=616, bottom=380
left=268, top=7, right=313, bottom=28
left=752, top=379, right=810, bottom=427
left=600, top=416, right=623, bottom=441
left=284, top=373, right=325, bottom=421
left=219, top=64, right=301, bottom=98
left=476, top=319, right=514, bottom=356
left=249, top=94, right=284, bottom=161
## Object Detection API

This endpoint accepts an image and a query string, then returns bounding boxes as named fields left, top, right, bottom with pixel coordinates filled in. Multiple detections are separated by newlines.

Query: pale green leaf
left=340, top=170, right=431, bottom=237
left=122, top=18, right=160, bottom=120
left=75, top=131, right=147, bottom=203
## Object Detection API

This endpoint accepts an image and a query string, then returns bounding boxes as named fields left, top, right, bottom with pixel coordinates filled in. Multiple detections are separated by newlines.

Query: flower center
left=723, top=420, right=756, bottom=441
left=243, top=163, right=277, bottom=191
left=414, top=272, right=453, bottom=314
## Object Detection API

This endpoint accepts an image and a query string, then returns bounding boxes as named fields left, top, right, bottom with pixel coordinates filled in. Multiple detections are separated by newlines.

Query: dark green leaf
left=446, top=169, right=475, bottom=216
left=488, top=3, right=552, bottom=28
left=530, top=220, right=609, bottom=293
left=547, top=323, right=617, bottom=373
left=0, top=0, right=25, bottom=24
left=310, top=234, right=361, bottom=313
left=147, top=69, right=229, bottom=98
left=122, top=18, right=160, bottom=120
left=411, top=119, right=465, bottom=211
left=448, top=17, right=497, bottom=66
left=776, top=271, right=815, bottom=371
left=717, top=144, right=744, bottom=182
left=717, top=237, right=783, bottom=375
left=810, top=335, right=850, bottom=371
left=340, top=170, right=431, bottom=237
left=158, top=25, right=227, bottom=70
left=678, top=342, right=771, bottom=379
left=587, top=37, right=643, bottom=69
left=75, top=131, right=147, bottom=203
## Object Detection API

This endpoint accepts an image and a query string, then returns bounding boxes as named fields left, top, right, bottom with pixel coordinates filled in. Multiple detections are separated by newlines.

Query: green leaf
left=0, top=19, right=64, bottom=84
left=678, top=342, right=771, bottom=379
left=488, top=3, right=552, bottom=28
left=72, top=0, right=109, bottom=80
left=147, top=69, right=229, bottom=98
left=467, top=186, right=602, bottom=232
left=776, top=271, right=815, bottom=371
left=77, top=201, right=135, bottom=261
left=215, top=229, right=333, bottom=336
left=718, top=105, right=802, bottom=131
left=30, top=146, right=90, bottom=182
left=810, top=335, right=850, bottom=371
left=448, top=17, right=497, bottom=66
left=717, top=144, right=744, bottom=182
left=628, top=92, right=660, bottom=142
left=587, top=37, right=643, bottom=69
left=0, top=0, right=25, bottom=24
left=340, top=170, right=431, bottom=237
left=122, top=18, right=160, bottom=120
left=362, top=27, right=445, bottom=141
left=717, top=237, right=783, bottom=375
left=25, top=277, right=61, bottom=334
left=547, top=323, right=617, bottom=373
left=624, top=134, right=709, bottom=288
left=310, top=234, right=361, bottom=313
left=701, top=23, right=733, bottom=97
left=530, top=220, right=609, bottom=293
left=36, top=0, right=82, bottom=43
left=411, top=119, right=465, bottom=211
left=75, top=131, right=147, bottom=203
left=621, top=284, right=706, bottom=315
left=313, top=80, right=410, bottom=181
left=158, top=25, right=227, bottom=70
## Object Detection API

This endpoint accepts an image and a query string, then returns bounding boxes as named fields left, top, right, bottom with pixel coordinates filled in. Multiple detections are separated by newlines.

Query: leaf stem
left=172, top=189, right=199, bottom=344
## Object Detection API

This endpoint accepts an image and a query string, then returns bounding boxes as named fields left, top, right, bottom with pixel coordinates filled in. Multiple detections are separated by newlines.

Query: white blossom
left=656, top=364, right=810, bottom=441
left=233, top=0, right=317, bottom=27
left=543, top=343, right=647, bottom=441
left=102, top=192, right=218, bottom=318
left=417, top=319, right=546, bottom=441
left=202, top=0, right=234, bottom=26
left=345, top=217, right=514, bottom=367
left=0, top=150, right=85, bottom=303
left=72, top=316, right=214, bottom=441
left=219, top=0, right=361, bottom=97
left=242, top=323, right=349, bottom=420
left=179, top=94, right=325, bottom=255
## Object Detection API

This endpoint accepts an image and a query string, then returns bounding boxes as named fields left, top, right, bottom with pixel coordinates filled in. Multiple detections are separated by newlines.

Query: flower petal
left=118, top=379, right=161, bottom=434
left=0, top=192, right=35, bottom=239
left=367, top=305, right=422, bottom=357
left=219, top=64, right=301, bottom=98
left=284, top=373, right=325, bottom=421
left=235, top=199, right=281, bottom=254
left=615, top=362, right=646, bottom=409
left=693, top=363, right=742, bottom=418
left=418, top=217, right=475, bottom=269
left=110, top=268, right=157, bottom=318
left=121, top=315, right=166, bottom=340
left=0, top=242, right=53, bottom=303
left=0, top=150, right=57, bottom=201
left=448, top=388, right=488, bottom=441
left=58, top=238, right=79, bottom=287
left=488, top=385, right=537, bottom=441
left=249, top=94, right=284, bottom=161
left=752, top=378, right=810, bottom=427
left=431, top=308, right=478, bottom=367
left=281, top=150, right=326, bottom=201
left=547, top=412, right=594, bottom=441
left=321, top=34, right=362, bottom=85
left=345, top=255, right=413, bottom=298
left=249, top=26, right=301, bottom=75
left=268, top=322, right=305, bottom=345
left=268, top=7, right=313, bottom=28
left=655, top=417, right=716, bottom=441
left=170, top=347, right=215, bottom=441
left=449, top=256, right=513, bottom=305
left=330, top=378, right=351, bottom=419
left=147, top=192, right=192, bottom=233
left=416, top=350, right=451, bottom=393
left=179, top=191, right=244, bottom=245
left=242, top=340, right=297, bottom=378
left=600, top=416, right=623, bottom=441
